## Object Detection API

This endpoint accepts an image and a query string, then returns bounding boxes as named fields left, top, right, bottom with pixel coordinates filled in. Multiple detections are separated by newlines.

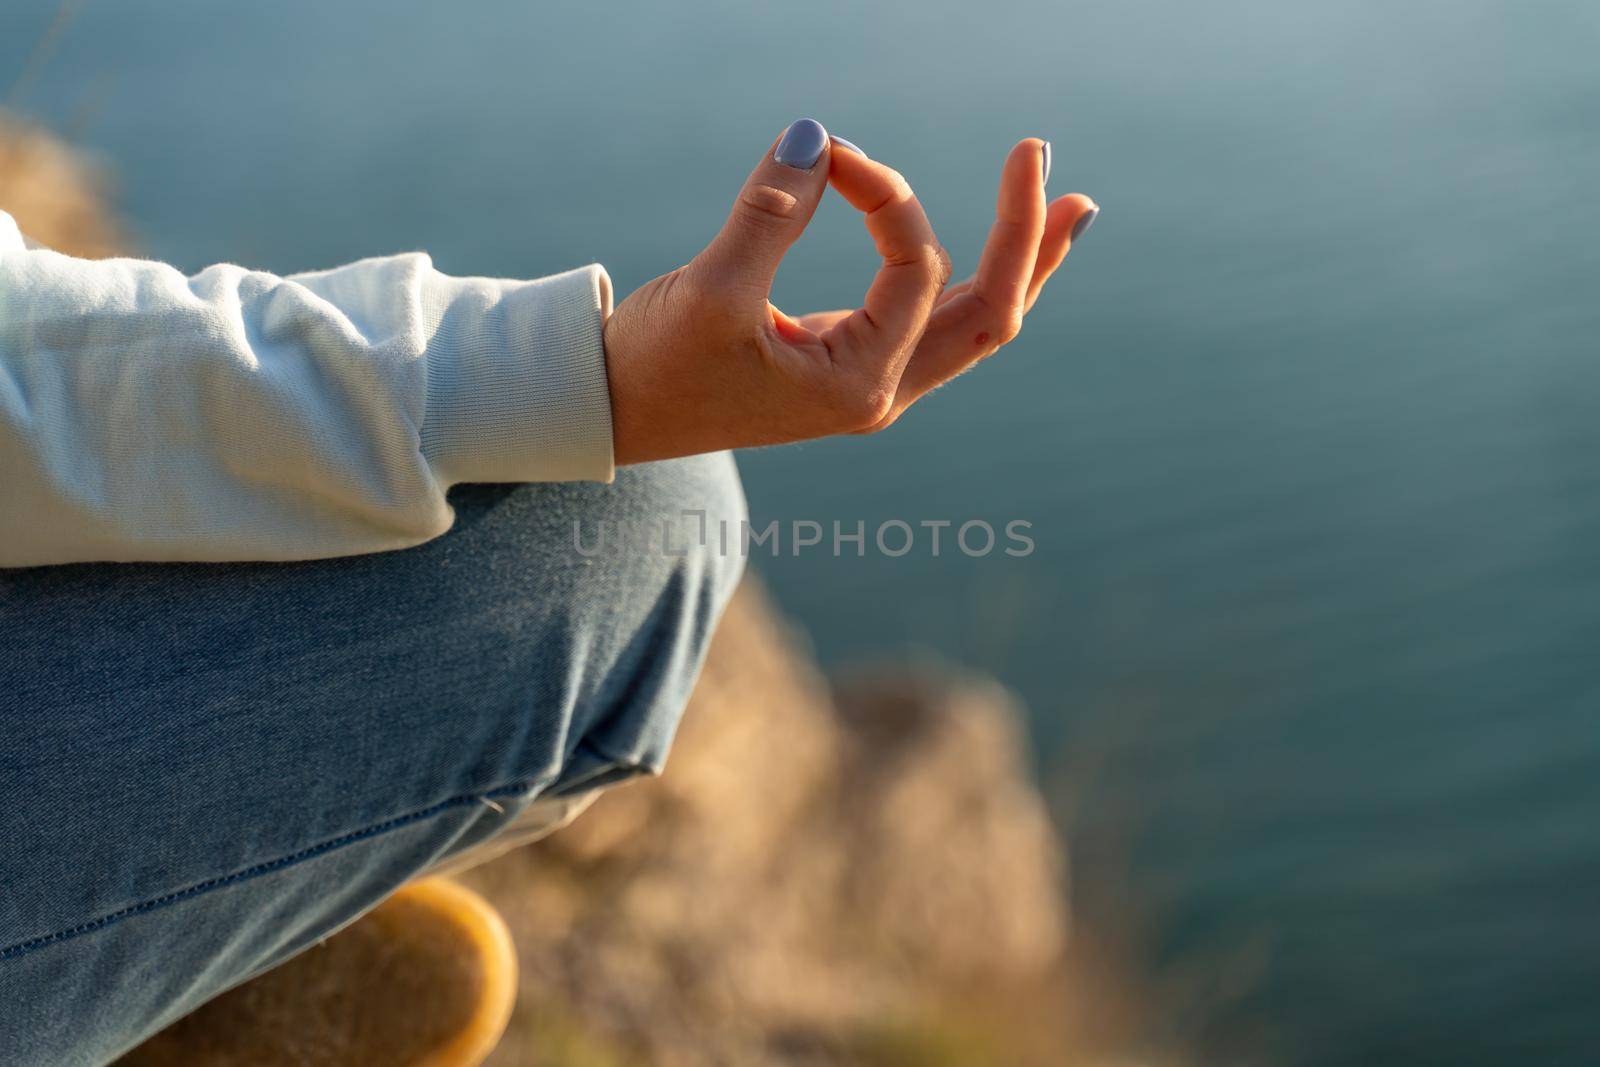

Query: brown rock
left=462, top=580, right=1071, bottom=1066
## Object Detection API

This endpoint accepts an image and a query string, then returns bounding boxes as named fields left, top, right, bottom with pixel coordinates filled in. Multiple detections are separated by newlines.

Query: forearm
left=0, top=211, right=614, bottom=566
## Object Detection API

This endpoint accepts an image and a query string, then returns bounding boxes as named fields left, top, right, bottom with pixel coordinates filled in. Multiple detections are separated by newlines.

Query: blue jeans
left=0, top=455, right=746, bottom=1067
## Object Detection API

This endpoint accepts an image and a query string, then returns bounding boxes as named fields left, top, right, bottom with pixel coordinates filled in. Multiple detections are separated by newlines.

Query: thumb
left=694, top=118, right=832, bottom=294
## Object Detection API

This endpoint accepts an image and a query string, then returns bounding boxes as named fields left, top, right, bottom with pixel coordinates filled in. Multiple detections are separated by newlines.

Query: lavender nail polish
left=1071, top=205, right=1099, bottom=241
left=774, top=118, right=829, bottom=170
left=832, top=136, right=866, bottom=157
left=1041, top=141, right=1052, bottom=187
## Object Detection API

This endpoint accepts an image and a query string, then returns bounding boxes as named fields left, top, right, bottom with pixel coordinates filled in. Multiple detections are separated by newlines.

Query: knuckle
left=852, top=406, right=899, bottom=435
left=870, top=169, right=915, bottom=213
left=738, top=183, right=802, bottom=225
left=995, top=309, right=1025, bottom=345
left=894, top=240, right=948, bottom=284
left=835, top=381, right=896, bottom=432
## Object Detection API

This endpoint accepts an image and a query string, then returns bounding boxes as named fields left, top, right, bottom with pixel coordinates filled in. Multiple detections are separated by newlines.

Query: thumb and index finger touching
left=698, top=117, right=949, bottom=378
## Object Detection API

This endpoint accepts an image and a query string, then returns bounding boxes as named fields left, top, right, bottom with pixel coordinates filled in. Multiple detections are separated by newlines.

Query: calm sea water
left=6, top=0, right=1598, bottom=1062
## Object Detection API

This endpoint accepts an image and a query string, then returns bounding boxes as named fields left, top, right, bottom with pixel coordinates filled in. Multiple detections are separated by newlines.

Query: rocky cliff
left=463, top=580, right=1074, bottom=1066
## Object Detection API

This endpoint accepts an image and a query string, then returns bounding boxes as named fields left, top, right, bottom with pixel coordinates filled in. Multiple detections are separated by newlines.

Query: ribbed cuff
left=417, top=263, right=615, bottom=486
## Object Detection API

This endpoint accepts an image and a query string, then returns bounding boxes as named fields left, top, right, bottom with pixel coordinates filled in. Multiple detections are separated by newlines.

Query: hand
left=601, top=119, right=1098, bottom=465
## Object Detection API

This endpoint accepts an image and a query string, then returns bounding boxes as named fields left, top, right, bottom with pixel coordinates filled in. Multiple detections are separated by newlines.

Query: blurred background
left=4, top=1, right=1598, bottom=1064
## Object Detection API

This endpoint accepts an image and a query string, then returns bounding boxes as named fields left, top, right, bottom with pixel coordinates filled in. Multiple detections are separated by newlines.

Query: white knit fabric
left=0, top=210, right=615, bottom=566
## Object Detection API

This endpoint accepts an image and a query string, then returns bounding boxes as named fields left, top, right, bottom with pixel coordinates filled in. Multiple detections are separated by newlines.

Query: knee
left=558, top=453, right=748, bottom=782
left=442, top=452, right=748, bottom=791
left=449, top=450, right=746, bottom=598
left=572, top=451, right=749, bottom=594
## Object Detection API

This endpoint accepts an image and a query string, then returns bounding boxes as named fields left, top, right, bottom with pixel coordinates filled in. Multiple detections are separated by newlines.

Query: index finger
left=821, top=144, right=950, bottom=379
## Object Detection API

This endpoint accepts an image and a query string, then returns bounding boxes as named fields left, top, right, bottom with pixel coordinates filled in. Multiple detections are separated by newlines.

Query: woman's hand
left=602, top=118, right=1098, bottom=465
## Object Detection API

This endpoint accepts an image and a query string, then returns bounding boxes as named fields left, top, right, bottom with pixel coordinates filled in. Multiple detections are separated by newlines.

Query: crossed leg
left=0, top=453, right=746, bottom=1067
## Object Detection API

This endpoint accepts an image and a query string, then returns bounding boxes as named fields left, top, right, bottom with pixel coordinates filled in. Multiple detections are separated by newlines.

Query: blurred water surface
left=5, top=0, right=1597, bottom=1062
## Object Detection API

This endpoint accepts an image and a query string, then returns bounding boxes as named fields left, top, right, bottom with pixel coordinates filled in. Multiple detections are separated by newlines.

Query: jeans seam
left=576, top=735, right=652, bottom=774
left=0, top=779, right=546, bottom=963
left=544, top=735, right=656, bottom=796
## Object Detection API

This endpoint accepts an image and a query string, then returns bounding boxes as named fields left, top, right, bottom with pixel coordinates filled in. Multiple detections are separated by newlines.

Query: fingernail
left=832, top=136, right=866, bottom=158
left=774, top=118, right=829, bottom=170
left=1041, top=141, right=1052, bottom=187
left=1071, top=204, right=1099, bottom=241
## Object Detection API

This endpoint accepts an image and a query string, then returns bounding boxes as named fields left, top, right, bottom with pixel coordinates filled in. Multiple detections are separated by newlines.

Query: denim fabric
left=0, top=454, right=745, bottom=1067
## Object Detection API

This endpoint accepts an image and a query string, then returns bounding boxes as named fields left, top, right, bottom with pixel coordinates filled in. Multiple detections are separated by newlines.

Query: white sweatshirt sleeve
left=0, top=210, right=615, bottom=567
